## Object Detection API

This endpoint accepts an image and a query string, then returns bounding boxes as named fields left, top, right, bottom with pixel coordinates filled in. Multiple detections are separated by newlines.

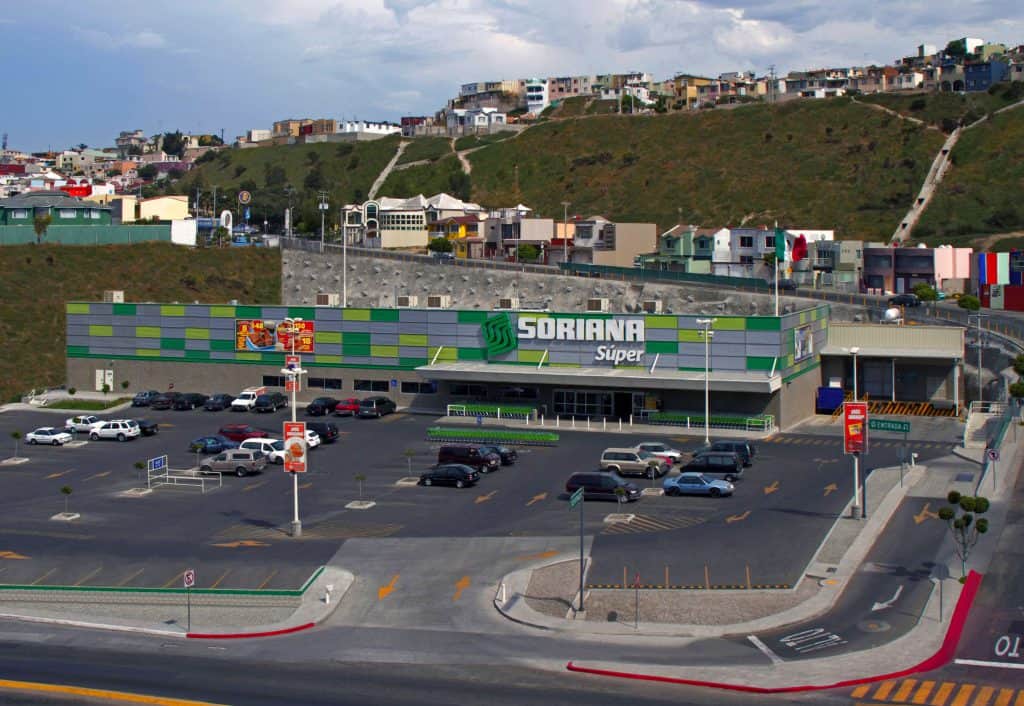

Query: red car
left=332, top=397, right=361, bottom=417
left=218, top=424, right=270, bottom=442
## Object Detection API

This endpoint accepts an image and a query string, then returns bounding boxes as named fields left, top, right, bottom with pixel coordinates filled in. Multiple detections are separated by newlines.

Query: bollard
left=629, top=414, right=633, bottom=427
left=572, top=417, right=575, bottom=429
left=325, top=584, right=334, bottom=605
left=603, top=418, right=606, bottom=431
left=540, top=414, right=545, bottom=427
left=556, top=416, right=560, bottom=428
left=618, top=419, right=622, bottom=432
left=587, top=417, right=591, bottom=431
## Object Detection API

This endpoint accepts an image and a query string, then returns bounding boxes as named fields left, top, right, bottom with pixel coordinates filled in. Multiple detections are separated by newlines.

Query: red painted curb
left=186, top=622, right=316, bottom=640
left=566, top=570, right=982, bottom=693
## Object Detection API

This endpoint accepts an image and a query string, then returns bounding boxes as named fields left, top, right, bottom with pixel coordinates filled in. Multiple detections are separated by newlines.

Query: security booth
left=65, top=302, right=829, bottom=431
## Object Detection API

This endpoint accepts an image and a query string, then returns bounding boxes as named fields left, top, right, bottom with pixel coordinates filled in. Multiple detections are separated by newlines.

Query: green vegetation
left=48, top=398, right=132, bottom=411
left=586, top=99, right=620, bottom=115
left=554, top=96, right=591, bottom=117
left=379, top=155, right=470, bottom=201
left=396, top=137, right=452, bottom=165
left=426, top=427, right=558, bottom=445
left=938, top=490, right=990, bottom=577
left=649, top=412, right=774, bottom=430
left=427, top=237, right=452, bottom=253
left=453, top=132, right=513, bottom=151
left=916, top=109, right=1024, bottom=245
left=448, top=403, right=535, bottom=418
left=859, top=85, right=1022, bottom=132
left=0, top=243, right=280, bottom=403
left=957, top=294, right=981, bottom=311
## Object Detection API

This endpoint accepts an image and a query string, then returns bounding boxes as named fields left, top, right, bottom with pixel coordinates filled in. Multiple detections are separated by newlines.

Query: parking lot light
left=697, top=318, right=716, bottom=446
left=282, top=317, right=307, bottom=538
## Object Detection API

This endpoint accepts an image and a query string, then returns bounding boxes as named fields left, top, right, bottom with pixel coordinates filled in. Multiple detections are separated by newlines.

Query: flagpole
left=774, top=221, right=780, bottom=317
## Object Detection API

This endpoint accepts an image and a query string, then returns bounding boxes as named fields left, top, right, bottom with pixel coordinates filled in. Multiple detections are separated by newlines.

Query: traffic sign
left=986, top=448, right=1000, bottom=462
left=283, top=421, right=307, bottom=473
left=569, top=487, right=584, bottom=509
left=237, top=190, right=252, bottom=205
left=869, top=418, right=911, bottom=434
left=147, top=455, right=167, bottom=472
left=183, top=569, right=195, bottom=588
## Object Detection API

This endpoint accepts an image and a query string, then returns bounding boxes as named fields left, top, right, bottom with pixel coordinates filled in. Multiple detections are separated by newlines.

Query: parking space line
left=116, top=568, right=144, bottom=587
left=30, top=568, right=57, bottom=585
left=44, top=470, right=72, bottom=479
left=299, top=482, right=313, bottom=490
left=256, top=569, right=278, bottom=589
left=209, top=569, right=231, bottom=589
left=163, top=570, right=185, bottom=588
left=242, top=480, right=270, bottom=493
left=83, top=471, right=111, bottom=481
left=73, top=567, right=104, bottom=586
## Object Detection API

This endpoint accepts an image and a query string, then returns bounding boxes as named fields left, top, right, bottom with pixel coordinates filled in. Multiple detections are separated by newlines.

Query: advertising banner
left=283, top=422, right=307, bottom=473
left=843, top=402, right=868, bottom=454
left=236, top=319, right=315, bottom=353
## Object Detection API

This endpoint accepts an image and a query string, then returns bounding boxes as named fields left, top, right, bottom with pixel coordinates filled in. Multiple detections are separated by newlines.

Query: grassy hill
left=0, top=243, right=280, bottom=403
left=859, top=83, right=1024, bottom=131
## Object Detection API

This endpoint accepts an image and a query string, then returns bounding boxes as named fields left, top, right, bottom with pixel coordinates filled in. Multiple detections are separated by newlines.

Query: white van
left=239, top=438, right=285, bottom=464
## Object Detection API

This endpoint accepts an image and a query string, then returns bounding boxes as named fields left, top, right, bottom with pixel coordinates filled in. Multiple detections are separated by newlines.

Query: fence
left=646, top=412, right=777, bottom=433
left=446, top=403, right=535, bottom=420
left=558, top=262, right=771, bottom=291
left=0, top=224, right=173, bottom=245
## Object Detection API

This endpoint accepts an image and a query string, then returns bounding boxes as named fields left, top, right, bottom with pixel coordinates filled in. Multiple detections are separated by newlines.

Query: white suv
left=239, top=438, right=286, bottom=464
left=89, top=419, right=140, bottom=442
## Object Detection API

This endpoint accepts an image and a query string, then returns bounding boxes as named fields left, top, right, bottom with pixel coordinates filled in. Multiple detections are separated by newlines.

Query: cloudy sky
left=2, top=0, right=1020, bottom=151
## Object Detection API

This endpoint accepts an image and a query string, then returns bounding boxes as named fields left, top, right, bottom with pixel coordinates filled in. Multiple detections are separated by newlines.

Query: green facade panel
left=644, top=315, right=677, bottom=329
left=183, top=350, right=210, bottom=361
left=315, top=331, right=342, bottom=344
left=135, top=348, right=161, bottom=357
left=646, top=340, right=679, bottom=354
left=370, top=345, right=399, bottom=358
left=399, top=334, right=428, bottom=346
left=185, top=328, right=210, bottom=340
left=457, top=347, right=487, bottom=360
left=235, top=306, right=262, bottom=318
left=288, top=307, right=317, bottom=320
left=160, top=305, right=186, bottom=317
left=67, top=345, right=89, bottom=356
left=112, top=304, right=136, bottom=316
left=161, top=338, right=186, bottom=350
left=370, top=309, right=400, bottom=322
left=400, top=357, right=428, bottom=367
left=344, top=332, right=371, bottom=345
left=714, top=317, right=746, bottom=331
left=746, top=318, right=781, bottom=331
left=343, top=309, right=371, bottom=321
left=457, top=311, right=488, bottom=324
left=746, top=356, right=777, bottom=370
left=135, top=326, right=161, bottom=338
left=517, top=349, right=545, bottom=363
left=315, top=355, right=343, bottom=364
left=210, top=339, right=235, bottom=352
left=235, top=352, right=261, bottom=361
left=210, top=306, right=236, bottom=318
left=89, top=325, right=113, bottom=337
left=428, top=346, right=457, bottom=362
left=343, top=344, right=371, bottom=357
left=66, top=303, right=90, bottom=314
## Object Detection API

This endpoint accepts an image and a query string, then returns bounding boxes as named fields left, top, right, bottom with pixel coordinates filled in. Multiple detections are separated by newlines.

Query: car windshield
left=271, top=441, right=285, bottom=451
left=637, top=450, right=653, bottom=459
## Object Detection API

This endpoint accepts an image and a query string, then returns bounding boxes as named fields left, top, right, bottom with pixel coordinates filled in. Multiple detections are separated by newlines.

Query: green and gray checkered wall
left=66, top=303, right=828, bottom=378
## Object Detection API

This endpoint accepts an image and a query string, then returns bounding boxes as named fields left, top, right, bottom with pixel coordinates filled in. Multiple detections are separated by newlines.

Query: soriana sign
left=843, top=402, right=868, bottom=454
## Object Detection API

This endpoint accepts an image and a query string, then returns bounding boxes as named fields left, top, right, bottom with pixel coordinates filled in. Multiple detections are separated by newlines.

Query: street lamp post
left=850, top=346, right=860, bottom=401
left=697, top=318, right=716, bottom=446
left=849, top=346, right=862, bottom=519
left=318, top=191, right=329, bottom=253
left=560, top=201, right=570, bottom=264
left=968, top=313, right=987, bottom=404
left=283, top=317, right=306, bottom=538
left=341, top=207, right=348, bottom=308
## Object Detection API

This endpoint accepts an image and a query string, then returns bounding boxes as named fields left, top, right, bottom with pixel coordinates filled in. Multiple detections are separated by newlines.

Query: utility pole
left=968, top=312, right=988, bottom=404
left=318, top=190, right=329, bottom=253
left=211, top=185, right=218, bottom=221
left=768, top=65, right=776, bottom=104
left=561, top=201, right=570, bottom=265
left=697, top=318, right=716, bottom=446
left=194, top=187, right=201, bottom=220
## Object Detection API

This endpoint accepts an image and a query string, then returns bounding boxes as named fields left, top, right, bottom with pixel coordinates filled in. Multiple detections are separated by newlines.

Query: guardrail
left=446, top=403, right=535, bottom=420
left=147, top=467, right=223, bottom=493
left=646, top=412, right=777, bottom=433
left=559, top=262, right=771, bottom=290
left=426, top=426, right=559, bottom=446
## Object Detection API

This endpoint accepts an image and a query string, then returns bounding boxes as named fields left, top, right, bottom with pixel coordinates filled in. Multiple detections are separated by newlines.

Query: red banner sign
left=235, top=319, right=315, bottom=353
left=843, top=402, right=868, bottom=454
left=283, top=422, right=307, bottom=473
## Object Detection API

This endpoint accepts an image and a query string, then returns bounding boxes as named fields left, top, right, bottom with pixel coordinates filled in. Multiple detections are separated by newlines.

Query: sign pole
left=853, top=452, right=861, bottom=518
left=579, top=494, right=584, bottom=614
left=187, top=585, right=191, bottom=633
left=859, top=452, right=867, bottom=519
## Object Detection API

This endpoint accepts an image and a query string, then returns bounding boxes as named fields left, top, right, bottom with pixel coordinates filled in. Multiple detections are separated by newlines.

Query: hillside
left=0, top=243, right=281, bottom=403
left=858, top=83, right=1024, bottom=132
left=171, top=96, right=1024, bottom=242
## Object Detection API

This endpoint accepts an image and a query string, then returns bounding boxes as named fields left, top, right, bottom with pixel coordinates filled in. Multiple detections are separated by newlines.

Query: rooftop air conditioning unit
left=315, top=292, right=340, bottom=307
left=103, top=290, right=125, bottom=303
left=427, top=294, right=451, bottom=309
left=641, top=300, right=663, bottom=314
left=498, top=297, right=519, bottom=310
left=397, top=295, right=418, bottom=308
left=586, top=297, right=610, bottom=313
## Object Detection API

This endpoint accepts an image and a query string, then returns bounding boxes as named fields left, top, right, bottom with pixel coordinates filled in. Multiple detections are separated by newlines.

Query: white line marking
left=748, top=635, right=784, bottom=664
left=953, top=658, right=1024, bottom=670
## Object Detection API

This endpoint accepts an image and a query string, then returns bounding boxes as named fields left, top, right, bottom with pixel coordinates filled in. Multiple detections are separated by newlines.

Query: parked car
left=89, top=419, right=141, bottom=442
left=437, top=445, right=501, bottom=473
left=231, top=387, right=266, bottom=412
left=132, top=419, right=159, bottom=436
left=565, top=472, right=642, bottom=502
left=149, top=392, right=182, bottom=410
left=769, top=278, right=798, bottom=292
left=888, top=293, right=921, bottom=308
left=419, top=463, right=480, bottom=488
left=199, top=449, right=267, bottom=477
left=431, top=252, right=455, bottom=263
left=26, top=427, right=73, bottom=446
left=935, top=290, right=948, bottom=301
left=239, top=438, right=286, bottom=464
left=305, top=421, right=339, bottom=444
left=681, top=451, right=744, bottom=482
left=305, top=397, right=340, bottom=416
left=358, top=396, right=397, bottom=418
left=663, top=472, right=735, bottom=497
left=204, top=393, right=236, bottom=411
left=172, top=393, right=209, bottom=410
left=304, top=429, right=322, bottom=449
left=217, top=424, right=270, bottom=442
left=332, top=398, right=361, bottom=417
left=475, top=445, right=518, bottom=466
left=253, top=392, right=288, bottom=413
left=131, top=390, right=160, bottom=407
left=189, top=435, right=239, bottom=454
left=634, top=442, right=683, bottom=465
left=65, top=415, right=103, bottom=433
left=709, top=440, right=756, bottom=467
left=599, top=448, right=670, bottom=479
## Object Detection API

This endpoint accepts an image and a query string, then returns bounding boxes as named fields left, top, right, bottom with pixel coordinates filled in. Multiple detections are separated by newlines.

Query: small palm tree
left=402, top=448, right=416, bottom=474
left=614, top=486, right=628, bottom=506
left=134, top=460, right=145, bottom=481
left=354, top=473, right=366, bottom=501
left=11, top=431, right=21, bottom=459
left=60, top=486, right=73, bottom=514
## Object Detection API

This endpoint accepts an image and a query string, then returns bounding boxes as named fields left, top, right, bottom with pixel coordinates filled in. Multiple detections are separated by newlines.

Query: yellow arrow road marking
left=242, top=480, right=269, bottom=493
left=84, top=471, right=111, bottom=481
left=0, top=550, right=30, bottom=560
left=914, top=502, right=940, bottom=525
left=726, top=511, right=751, bottom=524
left=516, top=549, right=560, bottom=561
left=453, top=575, right=470, bottom=601
left=823, top=483, right=838, bottom=496
left=211, top=540, right=270, bottom=548
left=475, top=491, right=497, bottom=504
left=763, top=481, right=780, bottom=495
left=526, top=492, right=547, bottom=506
left=378, top=574, right=399, bottom=600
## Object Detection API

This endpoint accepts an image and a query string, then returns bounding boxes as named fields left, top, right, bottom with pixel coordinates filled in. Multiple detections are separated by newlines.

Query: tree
left=517, top=243, right=540, bottom=261
left=1013, top=355, right=1024, bottom=376
left=428, top=237, right=453, bottom=253
left=1009, top=381, right=1024, bottom=399
left=33, top=214, right=52, bottom=244
left=938, top=490, right=990, bottom=578
left=134, top=460, right=145, bottom=481
left=958, top=294, right=981, bottom=311
left=137, top=164, right=157, bottom=181
left=121, top=380, right=130, bottom=392
left=912, top=282, right=938, bottom=302
left=402, top=449, right=416, bottom=474
left=213, top=226, right=229, bottom=246
left=354, top=473, right=366, bottom=501
left=60, top=485, right=73, bottom=515
left=101, top=383, right=110, bottom=396
left=160, top=131, right=186, bottom=158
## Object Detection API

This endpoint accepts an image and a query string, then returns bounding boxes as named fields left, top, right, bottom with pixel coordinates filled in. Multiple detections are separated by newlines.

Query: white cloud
left=72, top=25, right=173, bottom=52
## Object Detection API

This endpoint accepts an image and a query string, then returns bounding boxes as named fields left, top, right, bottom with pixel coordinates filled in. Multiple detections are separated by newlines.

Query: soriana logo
left=844, top=402, right=868, bottom=454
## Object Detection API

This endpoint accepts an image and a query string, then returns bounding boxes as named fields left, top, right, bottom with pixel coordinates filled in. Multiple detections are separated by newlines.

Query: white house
left=525, top=79, right=549, bottom=114
left=337, top=121, right=401, bottom=136
left=894, top=72, right=925, bottom=90
left=446, top=107, right=507, bottom=129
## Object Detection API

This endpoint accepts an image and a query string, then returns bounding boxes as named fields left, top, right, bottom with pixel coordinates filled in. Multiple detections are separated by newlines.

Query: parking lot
left=0, top=404, right=957, bottom=592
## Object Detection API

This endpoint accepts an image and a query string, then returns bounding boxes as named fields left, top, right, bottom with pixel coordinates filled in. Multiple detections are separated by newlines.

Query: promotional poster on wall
left=236, top=319, right=315, bottom=353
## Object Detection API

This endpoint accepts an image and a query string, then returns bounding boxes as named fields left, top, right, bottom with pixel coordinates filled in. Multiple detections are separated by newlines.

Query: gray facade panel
left=399, top=347, right=428, bottom=359
left=652, top=355, right=679, bottom=369
left=339, top=321, right=371, bottom=333
left=373, top=333, right=400, bottom=345
left=747, top=344, right=784, bottom=358
left=315, top=344, right=342, bottom=356
left=185, top=305, right=209, bottom=317
left=709, top=343, right=748, bottom=357
left=550, top=351, right=584, bottom=364
left=209, top=319, right=236, bottom=330
left=426, top=311, right=458, bottom=324
left=67, top=335, right=91, bottom=347
left=712, top=331, right=746, bottom=344
left=180, top=317, right=215, bottom=328
left=397, top=322, right=428, bottom=335
left=260, top=307, right=289, bottom=320
left=678, top=356, right=706, bottom=368
left=84, top=315, right=115, bottom=326
left=185, top=339, right=210, bottom=351
left=713, top=357, right=747, bottom=371
left=112, top=325, right=137, bottom=338
left=90, top=303, right=113, bottom=316
left=399, top=310, right=429, bottom=323
left=136, top=305, right=162, bottom=316
left=746, top=331, right=783, bottom=345
left=456, top=324, right=483, bottom=337
left=427, top=335, right=460, bottom=347
left=678, top=343, right=705, bottom=356
left=645, top=328, right=676, bottom=341
left=314, top=308, right=343, bottom=322
left=89, top=345, right=131, bottom=356
left=345, top=357, right=373, bottom=367
left=161, top=350, right=186, bottom=358
left=68, top=325, right=90, bottom=337
left=210, top=351, right=235, bottom=360
left=368, top=322, right=400, bottom=334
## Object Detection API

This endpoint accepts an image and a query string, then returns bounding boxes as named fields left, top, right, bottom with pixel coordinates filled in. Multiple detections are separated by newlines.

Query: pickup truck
left=230, top=386, right=267, bottom=412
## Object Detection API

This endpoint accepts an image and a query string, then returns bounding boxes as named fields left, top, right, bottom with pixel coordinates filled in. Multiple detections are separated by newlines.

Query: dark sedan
left=149, top=392, right=182, bottom=410
left=173, top=393, right=209, bottom=410
left=888, top=293, right=921, bottom=308
left=476, top=444, right=518, bottom=465
left=305, top=397, right=340, bottom=416
left=419, top=464, right=480, bottom=488
left=131, top=390, right=160, bottom=407
left=189, top=435, right=239, bottom=454
left=305, top=421, right=339, bottom=444
left=132, top=419, right=159, bottom=436
left=204, top=393, right=235, bottom=411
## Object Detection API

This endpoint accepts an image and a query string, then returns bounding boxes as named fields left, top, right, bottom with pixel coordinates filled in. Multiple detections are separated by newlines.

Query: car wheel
left=90, top=433, right=99, bottom=441
left=117, top=433, right=126, bottom=442
left=236, top=467, right=247, bottom=477
left=456, top=479, right=465, bottom=488
left=54, top=440, right=62, bottom=446
left=709, top=488, right=721, bottom=498
left=275, top=457, right=284, bottom=465
left=666, top=487, right=680, bottom=497
left=424, top=477, right=433, bottom=486
left=28, top=438, right=37, bottom=445
left=200, top=465, right=212, bottom=473
left=725, top=474, right=736, bottom=483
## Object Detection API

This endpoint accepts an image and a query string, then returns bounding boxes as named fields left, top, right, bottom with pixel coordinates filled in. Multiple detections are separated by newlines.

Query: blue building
left=964, top=62, right=1009, bottom=92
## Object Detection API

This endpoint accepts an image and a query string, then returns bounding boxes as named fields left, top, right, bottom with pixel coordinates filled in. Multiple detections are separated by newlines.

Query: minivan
left=681, top=451, right=744, bottom=482
left=709, top=440, right=756, bottom=467
left=239, top=438, right=286, bottom=464
left=437, top=445, right=500, bottom=473
left=600, top=448, right=670, bottom=478
left=358, top=396, right=397, bottom=418
left=565, top=472, right=641, bottom=502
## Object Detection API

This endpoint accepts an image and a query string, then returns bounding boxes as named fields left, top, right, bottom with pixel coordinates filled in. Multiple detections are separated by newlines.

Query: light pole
left=560, top=201, right=570, bottom=264
left=968, top=313, right=987, bottom=404
left=847, top=346, right=863, bottom=518
left=697, top=318, right=716, bottom=446
left=850, top=346, right=860, bottom=401
left=282, top=317, right=306, bottom=538
left=318, top=191, right=329, bottom=253
left=341, top=207, right=348, bottom=308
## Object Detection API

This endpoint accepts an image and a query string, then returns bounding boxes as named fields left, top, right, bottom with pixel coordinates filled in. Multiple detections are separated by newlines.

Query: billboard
left=843, top=402, right=868, bottom=454
left=794, top=324, right=814, bottom=362
left=236, top=319, right=315, bottom=353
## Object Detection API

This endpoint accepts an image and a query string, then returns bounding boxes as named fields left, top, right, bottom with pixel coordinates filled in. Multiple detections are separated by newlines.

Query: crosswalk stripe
left=913, top=681, right=936, bottom=704
left=851, top=684, right=870, bottom=698
left=874, top=680, right=898, bottom=701
left=932, top=682, right=957, bottom=706
left=1012, top=689, right=1024, bottom=706
left=993, top=689, right=1014, bottom=706
left=974, top=687, right=995, bottom=706
left=894, top=679, right=919, bottom=702
left=950, top=684, right=975, bottom=706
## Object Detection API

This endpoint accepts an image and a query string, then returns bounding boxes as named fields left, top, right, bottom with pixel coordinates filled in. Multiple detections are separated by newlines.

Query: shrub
left=957, top=294, right=981, bottom=311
